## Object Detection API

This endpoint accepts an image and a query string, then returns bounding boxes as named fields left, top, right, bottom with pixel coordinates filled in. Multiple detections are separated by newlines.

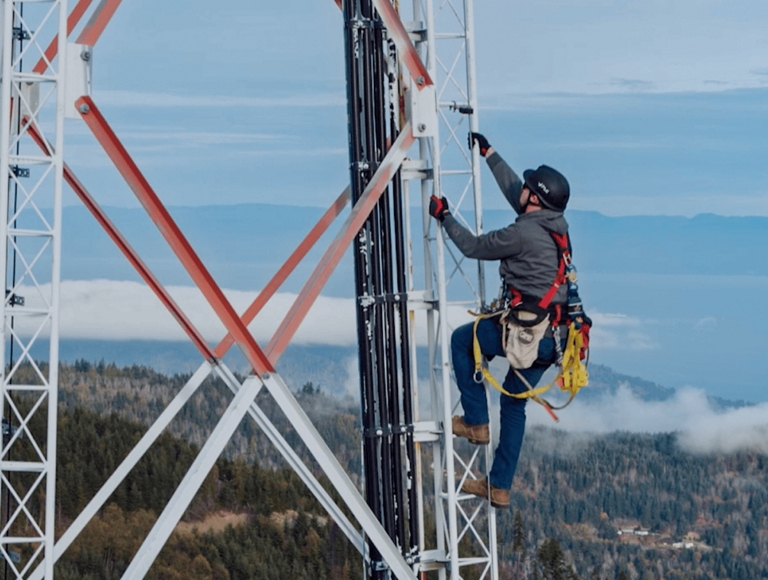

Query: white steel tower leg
left=404, top=0, right=498, bottom=577
left=0, top=0, right=67, bottom=577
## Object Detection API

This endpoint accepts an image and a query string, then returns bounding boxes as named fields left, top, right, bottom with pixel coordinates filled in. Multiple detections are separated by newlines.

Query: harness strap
left=471, top=316, right=589, bottom=422
left=508, top=231, right=571, bottom=311
left=471, top=313, right=555, bottom=402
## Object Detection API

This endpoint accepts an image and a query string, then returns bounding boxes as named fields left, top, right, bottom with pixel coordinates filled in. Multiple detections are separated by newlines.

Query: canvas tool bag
left=500, top=308, right=549, bottom=369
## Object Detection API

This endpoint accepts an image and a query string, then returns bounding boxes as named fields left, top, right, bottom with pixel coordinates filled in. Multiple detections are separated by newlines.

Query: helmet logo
left=538, top=181, right=550, bottom=194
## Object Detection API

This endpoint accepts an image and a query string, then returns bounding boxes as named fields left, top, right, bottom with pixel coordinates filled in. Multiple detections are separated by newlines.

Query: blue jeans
left=451, top=318, right=558, bottom=490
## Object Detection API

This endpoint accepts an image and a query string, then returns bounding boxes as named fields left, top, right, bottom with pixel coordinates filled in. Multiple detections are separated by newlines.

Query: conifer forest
left=5, top=361, right=767, bottom=579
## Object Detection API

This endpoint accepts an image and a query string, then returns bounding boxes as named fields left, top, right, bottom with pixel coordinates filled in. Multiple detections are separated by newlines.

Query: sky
left=30, top=0, right=768, bottom=413
left=62, top=0, right=768, bottom=215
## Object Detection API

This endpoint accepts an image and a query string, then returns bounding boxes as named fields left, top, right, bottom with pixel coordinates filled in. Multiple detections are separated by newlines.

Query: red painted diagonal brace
left=76, top=0, right=125, bottom=46
left=334, top=0, right=432, bottom=89
left=213, top=187, right=350, bottom=360
left=266, top=124, right=415, bottom=361
left=371, top=0, right=432, bottom=88
left=24, top=118, right=215, bottom=361
left=33, top=0, right=94, bottom=75
left=67, top=166, right=218, bottom=360
left=76, top=96, right=274, bottom=375
left=28, top=107, right=350, bottom=366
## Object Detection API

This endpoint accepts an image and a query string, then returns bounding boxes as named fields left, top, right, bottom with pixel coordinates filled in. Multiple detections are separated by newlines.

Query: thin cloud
left=117, top=131, right=281, bottom=146
left=476, top=0, right=768, bottom=97
left=95, top=90, right=346, bottom=109
left=609, top=78, right=655, bottom=91
left=588, top=312, right=657, bottom=351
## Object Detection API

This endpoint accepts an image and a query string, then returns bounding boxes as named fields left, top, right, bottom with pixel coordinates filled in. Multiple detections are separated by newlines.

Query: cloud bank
left=11, top=280, right=655, bottom=352
left=11, top=280, right=767, bottom=450
left=520, top=384, right=768, bottom=455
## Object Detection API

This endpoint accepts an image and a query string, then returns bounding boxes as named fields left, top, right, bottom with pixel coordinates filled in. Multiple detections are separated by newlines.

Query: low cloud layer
left=7, top=279, right=663, bottom=364
left=522, top=384, right=768, bottom=455
left=13, top=281, right=655, bottom=353
left=11, top=279, right=767, bottom=450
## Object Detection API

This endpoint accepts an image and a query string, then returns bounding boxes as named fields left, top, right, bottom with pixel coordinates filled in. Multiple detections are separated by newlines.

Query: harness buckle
left=473, top=369, right=484, bottom=384
left=553, top=324, right=564, bottom=366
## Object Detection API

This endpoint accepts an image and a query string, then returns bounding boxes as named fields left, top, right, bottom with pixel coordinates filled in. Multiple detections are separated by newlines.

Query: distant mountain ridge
left=60, top=204, right=768, bottom=292
left=51, top=339, right=749, bottom=409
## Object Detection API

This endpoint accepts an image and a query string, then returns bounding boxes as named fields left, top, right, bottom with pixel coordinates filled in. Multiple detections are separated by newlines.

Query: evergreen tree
left=513, top=510, right=526, bottom=556
left=537, top=538, right=581, bottom=580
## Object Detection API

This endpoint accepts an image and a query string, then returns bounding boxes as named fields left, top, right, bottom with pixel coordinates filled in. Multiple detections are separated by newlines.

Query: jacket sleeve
left=442, top=214, right=521, bottom=260
left=487, top=152, right=523, bottom=215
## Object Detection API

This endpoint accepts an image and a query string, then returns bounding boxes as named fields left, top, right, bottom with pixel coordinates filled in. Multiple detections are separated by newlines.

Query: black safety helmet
left=522, top=165, right=570, bottom=211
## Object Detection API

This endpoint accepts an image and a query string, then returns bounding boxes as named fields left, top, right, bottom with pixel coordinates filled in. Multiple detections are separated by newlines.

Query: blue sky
left=64, top=0, right=768, bottom=215
left=51, top=0, right=768, bottom=404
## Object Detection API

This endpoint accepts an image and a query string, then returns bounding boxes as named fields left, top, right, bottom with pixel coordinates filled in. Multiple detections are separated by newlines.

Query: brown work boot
left=451, top=416, right=490, bottom=445
left=461, top=477, right=510, bottom=509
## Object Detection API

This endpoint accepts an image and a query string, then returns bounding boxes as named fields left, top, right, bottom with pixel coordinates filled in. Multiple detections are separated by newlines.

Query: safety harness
left=472, top=230, right=591, bottom=422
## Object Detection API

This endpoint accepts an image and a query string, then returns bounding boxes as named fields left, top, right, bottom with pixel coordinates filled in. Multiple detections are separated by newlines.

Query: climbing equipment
left=471, top=230, right=591, bottom=422
left=522, top=165, right=570, bottom=211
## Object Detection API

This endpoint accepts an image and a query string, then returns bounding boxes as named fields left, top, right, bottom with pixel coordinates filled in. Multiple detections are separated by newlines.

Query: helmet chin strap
left=521, top=191, right=540, bottom=212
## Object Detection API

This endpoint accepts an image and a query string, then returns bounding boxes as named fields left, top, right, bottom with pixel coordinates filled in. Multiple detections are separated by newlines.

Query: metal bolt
left=418, top=123, right=426, bottom=132
left=416, top=76, right=425, bottom=85
left=262, top=372, right=271, bottom=380
left=81, top=50, right=91, bottom=62
left=79, top=103, right=90, bottom=114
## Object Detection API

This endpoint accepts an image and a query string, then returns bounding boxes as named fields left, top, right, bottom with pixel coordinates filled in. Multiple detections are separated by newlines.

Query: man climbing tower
left=428, top=132, right=572, bottom=509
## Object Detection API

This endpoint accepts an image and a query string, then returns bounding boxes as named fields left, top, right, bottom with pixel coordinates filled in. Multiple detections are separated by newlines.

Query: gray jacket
left=442, top=151, right=569, bottom=304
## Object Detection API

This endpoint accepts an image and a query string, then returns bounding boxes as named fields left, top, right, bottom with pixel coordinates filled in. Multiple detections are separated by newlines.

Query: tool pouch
left=501, top=307, right=549, bottom=369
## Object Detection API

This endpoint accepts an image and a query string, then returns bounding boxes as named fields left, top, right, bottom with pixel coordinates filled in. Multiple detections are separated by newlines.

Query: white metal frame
left=0, top=0, right=502, bottom=578
left=0, top=0, right=67, bottom=577
left=404, top=0, right=499, bottom=577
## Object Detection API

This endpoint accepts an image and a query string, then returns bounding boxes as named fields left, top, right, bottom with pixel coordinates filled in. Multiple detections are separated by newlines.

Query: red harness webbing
left=509, top=231, right=570, bottom=313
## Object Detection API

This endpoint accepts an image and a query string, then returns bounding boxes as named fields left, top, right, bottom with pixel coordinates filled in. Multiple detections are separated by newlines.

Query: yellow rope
left=472, top=316, right=589, bottom=417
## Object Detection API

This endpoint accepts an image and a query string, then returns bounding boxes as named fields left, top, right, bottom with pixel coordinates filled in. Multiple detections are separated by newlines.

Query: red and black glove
left=468, top=132, right=491, bottom=157
left=429, top=195, right=449, bottom=221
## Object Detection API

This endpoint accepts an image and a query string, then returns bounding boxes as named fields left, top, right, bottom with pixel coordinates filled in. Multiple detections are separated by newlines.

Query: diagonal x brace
left=214, top=186, right=350, bottom=359
left=120, top=375, right=265, bottom=580
left=33, top=0, right=95, bottom=75
left=23, top=118, right=215, bottom=361
left=77, top=96, right=274, bottom=375
left=265, top=124, right=415, bottom=361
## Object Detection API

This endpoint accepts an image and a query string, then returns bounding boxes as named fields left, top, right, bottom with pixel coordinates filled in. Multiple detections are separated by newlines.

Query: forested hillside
left=503, top=428, right=768, bottom=579
left=6, top=362, right=766, bottom=579
left=54, top=407, right=361, bottom=580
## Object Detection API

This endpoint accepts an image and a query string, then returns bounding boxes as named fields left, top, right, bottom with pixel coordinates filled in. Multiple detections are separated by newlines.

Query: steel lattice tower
left=0, top=0, right=67, bottom=577
left=0, top=0, right=500, bottom=578
left=407, top=0, right=499, bottom=576
left=341, top=0, right=498, bottom=577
